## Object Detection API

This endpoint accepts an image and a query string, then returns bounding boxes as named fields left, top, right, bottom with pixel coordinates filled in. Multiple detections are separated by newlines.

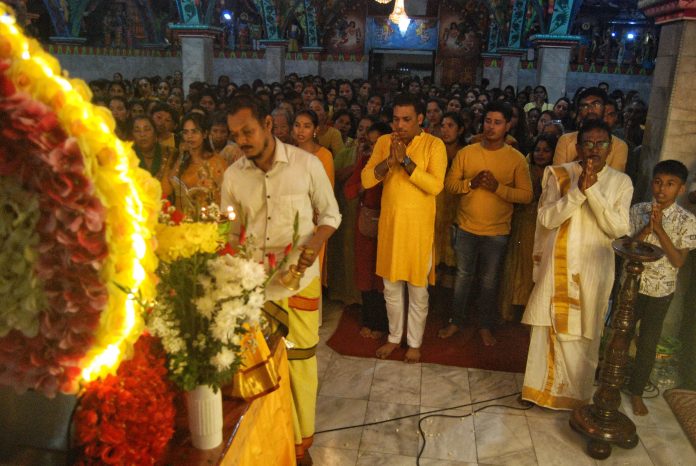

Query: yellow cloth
left=159, top=133, right=176, bottom=151
left=312, top=146, right=334, bottom=286
left=316, top=126, right=344, bottom=157
left=275, top=278, right=321, bottom=460
left=230, top=329, right=282, bottom=401
left=361, top=132, right=447, bottom=287
left=224, top=341, right=296, bottom=466
left=445, top=143, right=533, bottom=236
left=313, top=146, right=335, bottom=188
left=553, top=132, right=628, bottom=172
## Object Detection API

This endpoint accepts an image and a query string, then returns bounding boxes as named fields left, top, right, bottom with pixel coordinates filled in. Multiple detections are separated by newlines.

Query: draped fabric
left=522, top=162, right=632, bottom=409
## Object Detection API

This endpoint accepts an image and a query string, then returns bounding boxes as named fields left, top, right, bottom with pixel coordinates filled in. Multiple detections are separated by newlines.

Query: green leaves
left=0, top=177, right=45, bottom=338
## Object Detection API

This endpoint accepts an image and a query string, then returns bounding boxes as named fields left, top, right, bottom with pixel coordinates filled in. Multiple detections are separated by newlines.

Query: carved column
left=169, top=26, right=222, bottom=92
left=570, top=239, right=664, bottom=460
left=530, top=34, right=581, bottom=101
left=259, top=40, right=288, bottom=84
left=635, top=0, right=696, bottom=201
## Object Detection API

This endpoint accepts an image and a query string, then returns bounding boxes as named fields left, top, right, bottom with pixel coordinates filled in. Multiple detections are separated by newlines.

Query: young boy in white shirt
left=628, top=160, right=696, bottom=415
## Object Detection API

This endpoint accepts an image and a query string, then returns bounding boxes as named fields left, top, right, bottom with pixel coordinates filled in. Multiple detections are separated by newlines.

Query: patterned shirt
left=630, top=202, right=696, bottom=297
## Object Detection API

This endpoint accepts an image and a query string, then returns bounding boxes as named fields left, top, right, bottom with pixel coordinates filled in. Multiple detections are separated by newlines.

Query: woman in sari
left=162, top=112, right=228, bottom=213
left=132, top=115, right=177, bottom=182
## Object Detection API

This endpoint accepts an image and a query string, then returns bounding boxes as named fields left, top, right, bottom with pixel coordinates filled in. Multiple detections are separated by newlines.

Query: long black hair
left=179, top=112, right=213, bottom=174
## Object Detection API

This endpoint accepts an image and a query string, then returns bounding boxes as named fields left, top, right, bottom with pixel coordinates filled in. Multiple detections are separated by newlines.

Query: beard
left=243, top=135, right=270, bottom=160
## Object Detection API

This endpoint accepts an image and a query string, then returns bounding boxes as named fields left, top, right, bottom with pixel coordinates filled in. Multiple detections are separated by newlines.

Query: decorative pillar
left=259, top=41, right=287, bottom=84
left=635, top=1, right=696, bottom=202
left=570, top=239, right=663, bottom=459
left=493, top=0, right=529, bottom=91
left=530, top=34, right=581, bottom=102
left=480, top=52, right=502, bottom=89
left=254, top=0, right=282, bottom=40
left=169, top=26, right=222, bottom=93
left=527, top=0, right=582, bottom=101
left=498, top=48, right=526, bottom=91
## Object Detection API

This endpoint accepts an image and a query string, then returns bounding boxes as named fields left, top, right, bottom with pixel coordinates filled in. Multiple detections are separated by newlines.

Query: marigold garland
left=0, top=5, right=160, bottom=394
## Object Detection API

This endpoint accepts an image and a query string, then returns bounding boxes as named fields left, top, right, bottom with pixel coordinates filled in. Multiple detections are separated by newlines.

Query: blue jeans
left=450, top=228, right=509, bottom=329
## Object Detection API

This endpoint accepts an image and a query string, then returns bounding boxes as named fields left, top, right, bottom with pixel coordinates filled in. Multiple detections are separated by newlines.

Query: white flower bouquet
left=146, top=203, right=297, bottom=391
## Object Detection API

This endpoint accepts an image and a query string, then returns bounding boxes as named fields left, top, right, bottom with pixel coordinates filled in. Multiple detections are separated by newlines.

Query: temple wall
left=52, top=52, right=369, bottom=83
left=488, top=64, right=653, bottom=99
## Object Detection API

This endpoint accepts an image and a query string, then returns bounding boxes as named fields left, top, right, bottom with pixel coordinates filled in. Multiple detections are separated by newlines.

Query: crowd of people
left=92, top=70, right=696, bottom=466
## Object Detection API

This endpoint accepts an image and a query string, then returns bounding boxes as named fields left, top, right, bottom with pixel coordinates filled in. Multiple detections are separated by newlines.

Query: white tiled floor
left=313, top=300, right=696, bottom=466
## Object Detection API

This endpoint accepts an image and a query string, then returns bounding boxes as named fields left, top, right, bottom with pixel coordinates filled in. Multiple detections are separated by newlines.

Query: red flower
left=284, top=243, right=293, bottom=256
left=74, top=335, right=175, bottom=465
left=267, top=252, right=277, bottom=269
left=170, top=209, right=184, bottom=225
left=219, top=242, right=236, bottom=256
left=0, top=75, right=110, bottom=397
left=239, top=225, right=247, bottom=245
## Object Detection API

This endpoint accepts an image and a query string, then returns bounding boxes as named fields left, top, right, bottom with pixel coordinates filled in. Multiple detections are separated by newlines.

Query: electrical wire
left=314, top=391, right=534, bottom=465
left=416, top=394, right=533, bottom=465
left=314, top=391, right=525, bottom=434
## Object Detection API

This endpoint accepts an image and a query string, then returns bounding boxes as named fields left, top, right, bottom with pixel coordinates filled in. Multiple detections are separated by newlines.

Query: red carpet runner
left=326, top=306, right=530, bottom=373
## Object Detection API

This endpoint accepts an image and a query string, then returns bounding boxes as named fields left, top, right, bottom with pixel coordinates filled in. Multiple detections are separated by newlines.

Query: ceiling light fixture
left=389, top=0, right=410, bottom=36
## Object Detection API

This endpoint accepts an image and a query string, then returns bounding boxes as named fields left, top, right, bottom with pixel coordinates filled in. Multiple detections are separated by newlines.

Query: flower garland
left=73, top=334, right=176, bottom=465
left=0, top=176, right=45, bottom=338
left=0, top=6, right=160, bottom=394
left=0, top=77, right=110, bottom=395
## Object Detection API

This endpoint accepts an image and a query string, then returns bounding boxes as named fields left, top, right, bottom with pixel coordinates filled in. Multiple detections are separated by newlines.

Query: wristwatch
left=401, top=156, right=412, bottom=168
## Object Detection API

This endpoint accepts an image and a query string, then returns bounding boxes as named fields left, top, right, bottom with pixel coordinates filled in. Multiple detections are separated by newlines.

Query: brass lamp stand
left=570, top=238, right=663, bottom=459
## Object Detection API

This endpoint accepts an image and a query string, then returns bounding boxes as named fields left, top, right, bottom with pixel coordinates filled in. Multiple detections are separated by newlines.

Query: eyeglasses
left=578, top=101, right=604, bottom=111
left=580, top=140, right=611, bottom=150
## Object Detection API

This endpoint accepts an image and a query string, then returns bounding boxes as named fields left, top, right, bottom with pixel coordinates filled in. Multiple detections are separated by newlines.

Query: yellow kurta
left=361, top=132, right=447, bottom=287
left=554, top=132, right=628, bottom=172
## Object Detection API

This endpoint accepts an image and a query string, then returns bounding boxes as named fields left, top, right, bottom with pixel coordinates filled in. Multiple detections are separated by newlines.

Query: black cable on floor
left=416, top=394, right=533, bottom=465
left=314, top=391, right=525, bottom=434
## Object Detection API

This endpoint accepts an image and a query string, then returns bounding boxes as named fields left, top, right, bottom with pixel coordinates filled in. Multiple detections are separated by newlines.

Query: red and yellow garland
left=0, top=5, right=160, bottom=395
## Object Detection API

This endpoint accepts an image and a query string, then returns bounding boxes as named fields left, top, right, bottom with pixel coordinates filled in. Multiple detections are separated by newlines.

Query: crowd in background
left=91, top=70, right=653, bottom=315
left=88, top=70, right=696, bottom=402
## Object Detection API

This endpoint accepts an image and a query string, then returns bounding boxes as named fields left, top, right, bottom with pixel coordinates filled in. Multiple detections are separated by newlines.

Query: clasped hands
left=578, top=159, right=598, bottom=193
left=641, top=202, right=664, bottom=238
left=387, top=134, right=407, bottom=168
left=469, top=170, right=499, bottom=192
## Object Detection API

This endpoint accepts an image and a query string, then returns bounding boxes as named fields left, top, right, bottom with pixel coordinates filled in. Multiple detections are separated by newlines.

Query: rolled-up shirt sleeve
left=309, top=155, right=342, bottom=229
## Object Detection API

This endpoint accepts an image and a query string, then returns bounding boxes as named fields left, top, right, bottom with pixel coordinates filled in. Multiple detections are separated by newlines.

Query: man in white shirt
left=521, top=119, right=633, bottom=410
left=222, top=94, right=341, bottom=466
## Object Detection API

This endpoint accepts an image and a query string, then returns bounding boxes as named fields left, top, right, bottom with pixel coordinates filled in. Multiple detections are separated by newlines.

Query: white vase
left=185, top=385, right=223, bottom=449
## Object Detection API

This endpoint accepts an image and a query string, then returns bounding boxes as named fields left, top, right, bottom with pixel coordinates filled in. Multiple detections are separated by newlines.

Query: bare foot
left=376, top=342, right=399, bottom=359
left=479, top=328, right=497, bottom=346
left=298, top=450, right=313, bottom=466
left=404, top=347, right=421, bottom=363
left=630, top=395, right=649, bottom=416
left=437, top=323, right=460, bottom=339
left=360, top=326, right=372, bottom=338
left=370, top=330, right=385, bottom=339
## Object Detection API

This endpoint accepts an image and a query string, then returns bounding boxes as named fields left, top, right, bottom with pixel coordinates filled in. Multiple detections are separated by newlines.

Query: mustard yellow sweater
left=445, top=143, right=533, bottom=236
